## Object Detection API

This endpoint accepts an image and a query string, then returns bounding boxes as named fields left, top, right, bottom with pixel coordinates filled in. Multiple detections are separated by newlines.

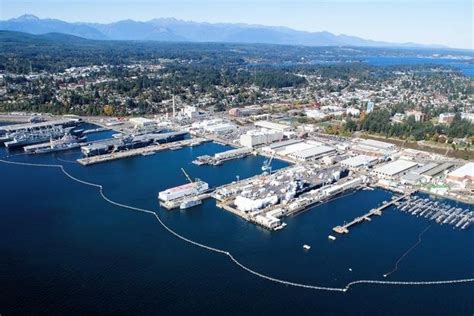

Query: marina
left=397, top=196, right=473, bottom=230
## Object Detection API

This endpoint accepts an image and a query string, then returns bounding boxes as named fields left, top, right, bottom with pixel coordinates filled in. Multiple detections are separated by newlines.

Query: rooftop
left=373, top=159, right=417, bottom=176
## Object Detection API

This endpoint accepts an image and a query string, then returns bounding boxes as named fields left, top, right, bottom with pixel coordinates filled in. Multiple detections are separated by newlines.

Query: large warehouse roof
left=289, top=145, right=335, bottom=160
left=359, top=139, right=395, bottom=150
left=254, top=120, right=292, bottom=132
left=373, top=159, right=417, bottom=177
left=340, top=155, right=378, bottom=168
left=411, top=162, right=438, bottom=175
left=447, top=162, right=474, bottom=182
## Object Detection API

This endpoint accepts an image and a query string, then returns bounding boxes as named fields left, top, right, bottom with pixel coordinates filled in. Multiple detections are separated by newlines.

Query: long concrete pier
left=333, top=192, right=414, bottom=234
left=77, top=138, right=207, bottom=166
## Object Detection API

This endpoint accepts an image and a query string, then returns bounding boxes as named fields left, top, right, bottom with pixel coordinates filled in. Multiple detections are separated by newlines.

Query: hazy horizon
left=1, top=0, right=473, bottom=49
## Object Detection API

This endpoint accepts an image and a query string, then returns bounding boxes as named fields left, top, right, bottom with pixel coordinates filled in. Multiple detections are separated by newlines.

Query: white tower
left=172, top=95, right=176, bottom=118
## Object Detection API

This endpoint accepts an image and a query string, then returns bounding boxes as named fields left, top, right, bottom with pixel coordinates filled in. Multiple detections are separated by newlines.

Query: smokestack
left=172, top=95, right=176, bottom=118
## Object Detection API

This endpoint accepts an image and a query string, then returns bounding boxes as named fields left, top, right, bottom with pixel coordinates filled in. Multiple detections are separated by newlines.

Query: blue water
left=0, top=140, right=472, bottom=315
left=364, top=56, right=474, bottom=77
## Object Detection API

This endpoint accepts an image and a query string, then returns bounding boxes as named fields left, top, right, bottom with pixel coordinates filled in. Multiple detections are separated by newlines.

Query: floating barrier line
left=384, top=224, right=432, bottom=278
left=56, top=157, right=78, bottom=164
left=1, top=156, right=473, bottom=292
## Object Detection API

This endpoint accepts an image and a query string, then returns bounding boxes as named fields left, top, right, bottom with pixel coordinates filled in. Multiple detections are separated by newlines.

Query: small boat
left=180, top=198, right=202, bottom=209
left=328, top=235, right=336, bottom=241
left=141, top=151, right=155, bottom=156
left=303, top=244, right=311, bottom=250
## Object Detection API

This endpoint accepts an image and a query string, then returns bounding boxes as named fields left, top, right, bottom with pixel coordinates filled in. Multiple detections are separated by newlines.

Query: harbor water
left=0, top=139, right=472, bottom=315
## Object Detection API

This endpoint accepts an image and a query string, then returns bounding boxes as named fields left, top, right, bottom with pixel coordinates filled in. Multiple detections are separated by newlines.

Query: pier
left=333, top=192, right=414, bottom=234
left=77, top=137, right=207, bottom=165
left=193, top=147, right=253, bottom=166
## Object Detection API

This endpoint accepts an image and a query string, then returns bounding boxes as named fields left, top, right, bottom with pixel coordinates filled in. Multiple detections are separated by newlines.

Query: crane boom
left=181, top=168, right=194, bottom=183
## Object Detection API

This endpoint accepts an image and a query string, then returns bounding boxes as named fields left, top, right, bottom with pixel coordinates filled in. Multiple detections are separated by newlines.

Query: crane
left=261, top=152, right=275, bottom=175
left=181, top=168, right=194, bottom=183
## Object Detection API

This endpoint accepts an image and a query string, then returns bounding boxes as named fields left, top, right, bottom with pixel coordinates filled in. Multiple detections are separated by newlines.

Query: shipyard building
left=240, top=129, right=283, bottom=147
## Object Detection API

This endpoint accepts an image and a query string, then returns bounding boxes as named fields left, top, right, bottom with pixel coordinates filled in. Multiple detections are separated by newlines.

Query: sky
left=1, top=0, right=473, bottom=49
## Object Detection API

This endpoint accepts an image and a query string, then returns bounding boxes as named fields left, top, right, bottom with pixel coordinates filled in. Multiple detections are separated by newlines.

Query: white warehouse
left=254, top=120, right=292, bottom=132
left=288, top=145, right=336, bottom=161
left=340, top=155, right=379, bottom=169
left=372, top=159, right=418, bottom=179
left=240, top=129, right=283, bottom=148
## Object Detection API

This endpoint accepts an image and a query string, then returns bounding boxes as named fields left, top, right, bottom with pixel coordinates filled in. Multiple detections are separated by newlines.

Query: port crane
left=261, top=153, right=275, bottom=175
left=181, top=168, right=194, bottom=183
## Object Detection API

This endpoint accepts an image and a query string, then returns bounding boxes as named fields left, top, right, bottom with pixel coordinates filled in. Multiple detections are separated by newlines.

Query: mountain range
left=0, top=14, right=446, bottom=48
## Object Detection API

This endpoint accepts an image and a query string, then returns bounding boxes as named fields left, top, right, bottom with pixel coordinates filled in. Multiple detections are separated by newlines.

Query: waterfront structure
left=158, top=180, right=209, bottom=202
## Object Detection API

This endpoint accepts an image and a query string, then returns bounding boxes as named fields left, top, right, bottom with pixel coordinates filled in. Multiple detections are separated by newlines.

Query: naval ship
left=4, top=127, right=73, bottom=148
left=24, top=134, right=87, bottom=154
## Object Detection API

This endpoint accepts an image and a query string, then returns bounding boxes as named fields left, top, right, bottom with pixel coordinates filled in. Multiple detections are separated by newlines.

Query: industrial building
left=400, top=162, right=439, bottom=185
left=254, top=120, right=292, bottom=132
left=240, top=129, right=283, bottom=147
left=372, top=159, right=418, bottom=179
left=352, top=139, right=396, bottom=156
left=447, top=162, right=474, bottom=185
left=410, top=162, right=438, bottom=175
left=321, top=177, right=365, bottom=197
left=288, top=145, right=336, bottom=161
left=129, top=117, right=156, bottom=128
left=340, top=155, right=379, bottom=169
left=228, top=105, right=262, bottom=117
left=422, top=162, right=454, bottom=179
left=262, top=139, right=303, bottom=154
left=204, top=123, right=236, bottom=135
left=191, top=119, right=236, bottom=135
left=182, top=106, right=201, bottom=119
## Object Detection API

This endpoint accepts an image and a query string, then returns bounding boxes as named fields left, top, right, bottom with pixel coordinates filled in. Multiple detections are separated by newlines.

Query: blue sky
left=1, top=0, right=473, bottom=49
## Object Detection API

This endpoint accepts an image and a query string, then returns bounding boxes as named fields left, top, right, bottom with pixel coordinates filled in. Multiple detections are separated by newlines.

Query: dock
left=77, top=137, right=207, bottom=165
left=193, top=147, right=253, bottom=166
left=160, top=192, right=213, bottom=210
left=333, top=192, right=415, bottom=234
left=0, top=118, right=80, bottom=134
